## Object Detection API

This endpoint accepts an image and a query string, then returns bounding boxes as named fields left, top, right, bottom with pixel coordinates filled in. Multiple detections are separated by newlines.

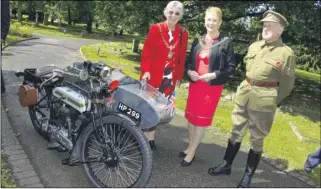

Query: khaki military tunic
left=230, top=39, right=296, bottom=152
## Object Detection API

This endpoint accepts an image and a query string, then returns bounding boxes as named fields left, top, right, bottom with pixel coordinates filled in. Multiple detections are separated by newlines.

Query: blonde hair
left=164, top=1, right=184, bottom=20
left=205, top=7, right=222, bottom=21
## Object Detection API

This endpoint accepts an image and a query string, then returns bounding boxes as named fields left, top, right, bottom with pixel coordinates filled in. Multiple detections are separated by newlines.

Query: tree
left=94, top=1, right=167, bottom=35
left=76, top=1, right=95, bottom=33
left=10, top=0, right=320, bottom=73
left=67, top=3, right=72, bottom=25
left=17, top=1, right=22, bottom=23
left=270, top=1, right=321, bottom=72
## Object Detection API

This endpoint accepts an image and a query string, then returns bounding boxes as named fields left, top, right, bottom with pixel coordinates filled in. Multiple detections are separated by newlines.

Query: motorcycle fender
left=68, top=125, right=91, bottom=163
left=105, top=112, right=138, bottom=126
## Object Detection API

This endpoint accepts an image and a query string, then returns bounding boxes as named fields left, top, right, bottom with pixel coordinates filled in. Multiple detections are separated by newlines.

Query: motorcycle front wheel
left=80, top=114, right=152, bottom=188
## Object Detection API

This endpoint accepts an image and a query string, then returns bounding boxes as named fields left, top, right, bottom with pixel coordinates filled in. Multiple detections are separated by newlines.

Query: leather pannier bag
left=19, top=85, right=37, bottom=107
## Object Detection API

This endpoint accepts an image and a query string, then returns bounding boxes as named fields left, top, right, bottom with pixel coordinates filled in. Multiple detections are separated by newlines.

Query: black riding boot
left=237, top=149, right=262, bottom=188
left=208, top=140, right=241, bottom=176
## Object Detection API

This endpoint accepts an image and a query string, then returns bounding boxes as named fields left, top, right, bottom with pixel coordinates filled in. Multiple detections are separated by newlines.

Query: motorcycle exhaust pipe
left=55, top=129, right=73, bottom=151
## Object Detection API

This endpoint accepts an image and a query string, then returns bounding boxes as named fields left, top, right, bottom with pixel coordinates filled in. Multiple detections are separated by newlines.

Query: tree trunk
left=68, top=4, right=72, bottom=25
left=86, top=20, right=92, bottom=33
left=18, top=1, right=22, bottom=23
left=86, top=14, right=93, bottom=33
left=28, top=1, right=34, bottom=21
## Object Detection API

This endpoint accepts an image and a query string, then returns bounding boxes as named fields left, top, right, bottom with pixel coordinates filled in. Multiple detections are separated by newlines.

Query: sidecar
left=71, top=62, right=174, bottom=129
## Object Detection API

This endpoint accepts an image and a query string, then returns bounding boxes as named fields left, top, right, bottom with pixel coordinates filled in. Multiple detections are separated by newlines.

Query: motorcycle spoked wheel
left=81, top=114, right=152, bottom=188
left=28, top=87, right=51, bottom=140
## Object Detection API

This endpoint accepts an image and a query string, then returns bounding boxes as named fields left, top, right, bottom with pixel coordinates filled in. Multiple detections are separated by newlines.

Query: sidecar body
left=71, top=62, right=174, bottom=129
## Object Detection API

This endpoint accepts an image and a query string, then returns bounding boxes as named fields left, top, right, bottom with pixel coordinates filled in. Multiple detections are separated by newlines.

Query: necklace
left=198, top=35, right=218, bottom=50
left=198, top=36, right=212, bottom=50
left=158, top=23, right=178, bottom=58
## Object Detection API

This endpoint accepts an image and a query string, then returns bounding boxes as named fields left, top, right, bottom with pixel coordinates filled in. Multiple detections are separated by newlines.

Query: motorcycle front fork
left=90, top=111, right=117, bottom=162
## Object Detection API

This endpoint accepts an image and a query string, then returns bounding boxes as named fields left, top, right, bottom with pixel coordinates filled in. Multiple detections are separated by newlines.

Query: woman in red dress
left=180, top=7, right=236, bottom=166
left=140, top=1, right=189, bottom=150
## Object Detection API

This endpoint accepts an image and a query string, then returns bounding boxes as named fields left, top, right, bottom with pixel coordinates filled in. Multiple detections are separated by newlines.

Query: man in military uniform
left=207, top=10, right=296, bottom=188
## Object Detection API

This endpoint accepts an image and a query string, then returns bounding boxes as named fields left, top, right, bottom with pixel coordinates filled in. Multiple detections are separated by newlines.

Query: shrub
left=292, top=45, right=321, bottom=74
left=9, top=22, right=34, bottom=38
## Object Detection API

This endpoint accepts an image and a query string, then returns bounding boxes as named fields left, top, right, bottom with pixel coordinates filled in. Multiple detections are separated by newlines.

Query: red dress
left=185, top=38, right=224, bottom=127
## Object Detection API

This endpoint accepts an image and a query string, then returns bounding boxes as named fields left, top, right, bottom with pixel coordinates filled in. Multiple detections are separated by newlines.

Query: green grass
left=1, top=154, right=18, bottom=188
left=81, top=41, right=321, bottom=185
left=81, top=41, right=143, bottom=79
left=10, top=19, right=145, bottom=42
left=209, top=100, right=321, bottom=185
left=4, top=34, right=23, bottom=46
left=3, top=20, right=34, bottom=47
left=2, top=19, right=36, bottom=47
left=282, top=70, right=321, bottom=113
left=295, top=69, right=321, bottom=82
left=9, top=21, right=34, bottom=38
left=11, top=19, right=100, bottom=39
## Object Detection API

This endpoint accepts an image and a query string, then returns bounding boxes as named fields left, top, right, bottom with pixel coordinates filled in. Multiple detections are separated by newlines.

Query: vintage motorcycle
left=15, top=61, right=157, bottom=188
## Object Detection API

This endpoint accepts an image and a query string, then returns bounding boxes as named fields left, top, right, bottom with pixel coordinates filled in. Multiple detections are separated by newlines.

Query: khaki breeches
left=229, top=103, right=276, bottom=152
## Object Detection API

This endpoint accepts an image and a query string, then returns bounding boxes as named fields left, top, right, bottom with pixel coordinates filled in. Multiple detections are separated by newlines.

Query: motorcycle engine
left=47, top=85, right=89, bottom=151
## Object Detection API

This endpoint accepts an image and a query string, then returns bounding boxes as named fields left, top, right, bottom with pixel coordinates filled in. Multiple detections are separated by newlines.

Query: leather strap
left=178, top=26, right=184, bottom=65
left=170, top=26, right=184, bottom=97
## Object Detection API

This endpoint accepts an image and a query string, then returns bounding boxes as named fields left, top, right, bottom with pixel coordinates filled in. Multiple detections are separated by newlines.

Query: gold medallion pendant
left=158, top=24, right=178, bottom=59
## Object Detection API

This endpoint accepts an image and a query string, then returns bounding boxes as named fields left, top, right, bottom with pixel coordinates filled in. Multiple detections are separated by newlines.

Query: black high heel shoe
left=180, top=156, right=195, bottom=167
left=149, top=140, right=156, bottom=150
left=178, top=151, right=187, bottom=158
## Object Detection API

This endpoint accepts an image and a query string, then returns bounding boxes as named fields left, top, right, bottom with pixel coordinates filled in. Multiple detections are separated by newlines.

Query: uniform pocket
left=252, top=89, right=278, bottom=112
left=262, top=58, right=281, bottom=77
left=236, top=80, right=247, bottom=91
left=234, top=81, right=250, bottom=106
left=245, top=53, right=257, bottom=71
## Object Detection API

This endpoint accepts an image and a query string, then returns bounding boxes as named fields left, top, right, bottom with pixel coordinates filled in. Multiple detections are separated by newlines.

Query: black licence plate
left=117, top=102, right=141, bottom=122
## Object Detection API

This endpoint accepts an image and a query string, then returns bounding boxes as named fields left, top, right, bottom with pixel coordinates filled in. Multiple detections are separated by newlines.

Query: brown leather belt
left=246, top=77, right=279, bottom=87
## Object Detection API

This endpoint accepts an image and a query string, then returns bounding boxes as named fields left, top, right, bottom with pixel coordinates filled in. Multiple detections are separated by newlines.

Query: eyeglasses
left=168, top=11, right=180, bottom=16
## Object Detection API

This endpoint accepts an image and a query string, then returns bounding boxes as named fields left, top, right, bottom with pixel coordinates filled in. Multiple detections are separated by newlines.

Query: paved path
left=1, top=35, right=313, bottom=187
left=1, top=105, right=44, bottom=187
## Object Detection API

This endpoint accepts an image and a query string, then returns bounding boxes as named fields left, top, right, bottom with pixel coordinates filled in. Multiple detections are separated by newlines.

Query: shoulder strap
left=212, top=37, right=229, bottom=49
left=171, top=26, right=185, bottom=94
left=178, top=26, right=185, bottom=65
left=198, top=36, right=229, bottom=50
left=179, top=26, right=184, bottom=47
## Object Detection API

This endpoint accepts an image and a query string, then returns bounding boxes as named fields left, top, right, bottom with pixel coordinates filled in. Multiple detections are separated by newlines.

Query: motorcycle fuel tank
left=53, top=86, right=90, bottom=113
